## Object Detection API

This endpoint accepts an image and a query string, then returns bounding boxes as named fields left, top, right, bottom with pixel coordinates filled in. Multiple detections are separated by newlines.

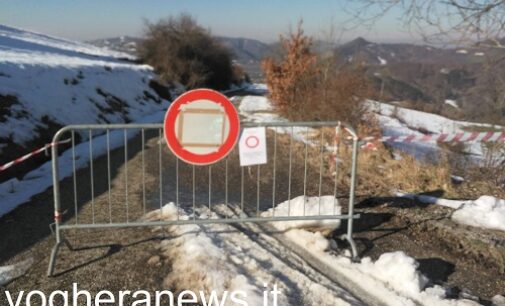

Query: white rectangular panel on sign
left=239, top=127, right=267, bottom=166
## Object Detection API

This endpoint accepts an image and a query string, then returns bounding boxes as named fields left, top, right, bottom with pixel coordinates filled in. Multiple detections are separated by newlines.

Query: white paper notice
left=239, top=127, right=267, bottom=166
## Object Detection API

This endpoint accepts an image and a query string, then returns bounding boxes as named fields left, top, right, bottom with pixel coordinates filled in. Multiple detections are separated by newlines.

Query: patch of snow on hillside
left=474, top=52, right=485, bottom=57
left=0, top=24, right=132, bottom=60
left=245, top=83, right=268, bottom=95
left=452, top=196, right=505, bottom=232
left=456, top=49, right=468, bottom=54
left=0, top=24, right=168, bottom=153
left=261, top=196, right=341, bottom=234
left=378, top=56, right=387, bottom=65
left=239, top=94, right=273, bottom=112
left=444, top=99, right=459, bottom=108
left=367, top=100, right=505, bottom=159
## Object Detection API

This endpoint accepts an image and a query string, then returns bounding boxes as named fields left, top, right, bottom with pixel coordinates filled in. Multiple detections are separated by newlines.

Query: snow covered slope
left=0, top=25, right=171, bottom=165
left=368, top=101, right=505, bottom=160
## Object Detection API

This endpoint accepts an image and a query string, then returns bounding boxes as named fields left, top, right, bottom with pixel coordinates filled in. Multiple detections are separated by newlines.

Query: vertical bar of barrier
left=225, top=158, right=228, bottom=218
left=89, top=129, right=95, bottom=224
left=347, top=135, right=359, bottom=259
left=159, top=129, right=163, bottom=212
left=141, top=129, right=146, bottom=215
left=124, top=129, right=129, bottom=223
left=287, top=127, right=293, bottom=216
left=333, top=126, right=340, bottom=215
left=192, top=165, right=196, bottom=220
left=240, top=166, right=244, bottom=215
left=272, top=128, right=277, bottom=216
left=208, top=166, right=212, bottom=212
left=303, top=126, right=309, bottom=216
left=71, top=130, right=78, bottom=224
left=107, top=129, right=112, bottom=223
left=256, top=165, right=260, bottom=216
left=47, top=129, right=63, bottom=276
left=176, top=157, right=179, bottom=220
left=318, top=130, right=324, bottom=214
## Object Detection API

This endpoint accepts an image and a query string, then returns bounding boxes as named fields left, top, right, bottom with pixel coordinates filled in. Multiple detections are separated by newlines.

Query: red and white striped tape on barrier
left=0, top=138, right=71, bottom=173
left=360, top=131, right=505, bottom=143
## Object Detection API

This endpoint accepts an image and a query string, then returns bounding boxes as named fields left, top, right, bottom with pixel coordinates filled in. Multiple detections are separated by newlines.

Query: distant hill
left=87, top=36, right=142, bottom=55
left=334, top=37, right=505, bottom=123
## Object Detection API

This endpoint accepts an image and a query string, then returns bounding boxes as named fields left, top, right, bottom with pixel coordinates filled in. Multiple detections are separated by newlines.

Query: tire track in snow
left=147, top=204, right=365, bottom=306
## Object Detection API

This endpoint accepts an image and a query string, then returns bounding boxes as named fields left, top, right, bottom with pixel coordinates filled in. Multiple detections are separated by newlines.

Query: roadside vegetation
left=261, top=22, right=505, bottom=201
left=261, top=22, right=373, bottom=127
left=138, top=14, right=246, bottom=91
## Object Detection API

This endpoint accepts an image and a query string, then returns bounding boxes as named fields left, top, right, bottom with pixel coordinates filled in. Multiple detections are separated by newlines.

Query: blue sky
left=0, top=0, right=415, bottom=43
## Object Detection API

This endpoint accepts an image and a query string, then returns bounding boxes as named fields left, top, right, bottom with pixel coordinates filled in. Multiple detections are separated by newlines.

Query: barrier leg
left=47, top=237, right=73, bottom=277
left=47, top=241, right=62, bottom=277
left=345, top=234, right=359, bottom=261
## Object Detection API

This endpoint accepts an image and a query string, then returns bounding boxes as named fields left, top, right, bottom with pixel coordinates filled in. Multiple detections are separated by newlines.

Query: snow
left=238, top=94, right=273, bottom=112
left=394, top=191, right=465, bottom=209
left=395, top=192, right=505, bottom=232
left=144, top=203, right=361, bottom=306
left=367, top=100, right=505, bottom=160
left=456, top=49, right=468, bottom=54
left=261, top=195, right=341, bottom=234
left=265, top=197, right=481, bottom=306
left=0, top=25, right=133, bottom=60
left=238, top=95, right=329, bottom=147
left=444, top=99, right=459, bottom=108
left=452, top=196, right=505, bottom=232
left=145, top=204, right=266, bottom=306
left=0, top=110, right=168, bottom=217
left=378, top=56, right=387, bottom=65
left=0, top=257, right=34, bottom=286
left=245, top=83, right=268, bottom=95
left=474, top=52, right=485, bottom=57
left=0, top=24, right=167, bottom=152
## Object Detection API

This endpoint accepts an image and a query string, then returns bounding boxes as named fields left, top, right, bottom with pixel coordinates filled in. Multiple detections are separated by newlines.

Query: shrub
left=138, top=14, right=235, bottom=90
left=261, top=22, right=373, bottom=127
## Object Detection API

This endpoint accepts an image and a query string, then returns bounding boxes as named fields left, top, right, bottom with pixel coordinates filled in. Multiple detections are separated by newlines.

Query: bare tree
left=345, top=0, right=505, bottom=46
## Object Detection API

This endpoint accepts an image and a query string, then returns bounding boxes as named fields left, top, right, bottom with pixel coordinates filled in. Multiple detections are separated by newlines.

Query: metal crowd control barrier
left=47, top=121, right=360, bottom=276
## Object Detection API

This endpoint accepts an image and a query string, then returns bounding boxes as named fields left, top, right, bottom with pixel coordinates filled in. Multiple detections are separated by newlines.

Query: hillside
left=0, top=25, right=174, bottom=182
left=336, top=37, right=505, bottom=124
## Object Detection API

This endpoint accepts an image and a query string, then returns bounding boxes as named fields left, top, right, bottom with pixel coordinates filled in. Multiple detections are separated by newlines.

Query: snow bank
left=238, top=94, right=273, bottom=112
left=0, top=24, right=168, bottom=153
left=261, top=195, right=341, bottom=234
left=367, top=100, right=505, bottom=160
left=452, top=196, right=505, bottom=232
left=144, top=203, right=360, bottom=305
left=282, top=229, right=480, bottom=306
left=261, top=196, right=481, bottom=305
left=0, top=257, right=34, bottom=286
left=0, top=110, right=168, bottom=217
left=145, top=204, right=265, bottom=306
left=395, top=192, right=505, bottom=232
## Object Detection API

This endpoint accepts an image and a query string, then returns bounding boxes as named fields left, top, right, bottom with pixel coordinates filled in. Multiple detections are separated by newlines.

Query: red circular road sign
left=245, top=135, right=259, bottom=148
left=164, top=89, right=240, bottom=165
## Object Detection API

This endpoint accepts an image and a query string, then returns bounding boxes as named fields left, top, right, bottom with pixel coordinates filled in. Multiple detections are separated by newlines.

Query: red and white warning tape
left=360, top=131, right=505, bottom=143
left=0, top=138, right=71, bottom=173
